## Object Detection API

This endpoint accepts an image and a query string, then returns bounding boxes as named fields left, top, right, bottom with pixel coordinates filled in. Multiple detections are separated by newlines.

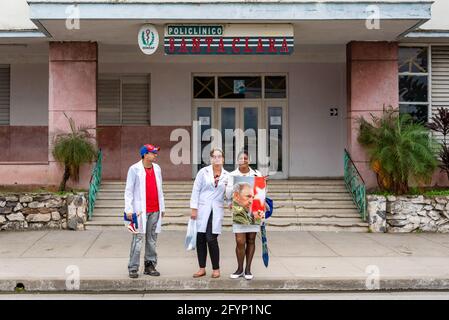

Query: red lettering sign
left=169, top=38, right=175, bottom=53
left=244, top=37, right=252, bottom=53
left=256, top=38, right=264, bottom=53
left=192, top=37, right=201, bottom=53
left=232, top=37, right=240, bottom=54
left=269, top=38, right=276, bottom=53
left=218, top=38, right=225, bottom=53
left=281, top=38, right=289, bottom=53
left=206, top=38, right=213, bottom=53
left=179, top=37, right=188, bottom=53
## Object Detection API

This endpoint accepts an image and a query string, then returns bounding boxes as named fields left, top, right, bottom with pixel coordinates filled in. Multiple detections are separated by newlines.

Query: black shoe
left=129, top=270, right=138, bottom=279
left=144, top=261, right=160, bottom=276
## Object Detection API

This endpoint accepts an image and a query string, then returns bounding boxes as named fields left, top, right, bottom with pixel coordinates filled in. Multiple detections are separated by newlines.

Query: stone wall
left=367, top=195, right=449, bottom=233
left=0, top=193, right=87, bottom=231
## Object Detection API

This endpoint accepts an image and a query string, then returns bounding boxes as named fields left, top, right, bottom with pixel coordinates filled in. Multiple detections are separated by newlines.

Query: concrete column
left=346, top=41, right=398, bottom=189
left=48, top=42, right=97, bottom=189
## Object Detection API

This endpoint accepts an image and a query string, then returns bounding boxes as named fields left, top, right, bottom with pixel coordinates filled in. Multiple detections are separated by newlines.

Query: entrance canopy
left=26, top=0, right=432, bottom=45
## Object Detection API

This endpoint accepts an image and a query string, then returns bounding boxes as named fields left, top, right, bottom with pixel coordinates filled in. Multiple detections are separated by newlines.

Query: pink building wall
left=98, top=126, right=192, bottom=181
left=346, top=41, right=399, bottom=190
left=47, top=42, right=98, bottom=189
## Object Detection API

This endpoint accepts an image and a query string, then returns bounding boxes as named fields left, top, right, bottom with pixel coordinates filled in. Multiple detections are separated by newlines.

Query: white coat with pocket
left=190, top=165, right=229, bottom=234
left=124, top=161, right=165, bottom=234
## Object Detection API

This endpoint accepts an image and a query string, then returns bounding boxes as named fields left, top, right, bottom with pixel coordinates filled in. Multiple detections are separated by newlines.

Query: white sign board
left=270, top=116, right=282, bottom=125
left=138, top=24, right=159, bottom=55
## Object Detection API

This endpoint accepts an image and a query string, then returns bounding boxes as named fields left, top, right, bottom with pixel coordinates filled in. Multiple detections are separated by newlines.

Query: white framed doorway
left=192, top=74, right=288, bottom=179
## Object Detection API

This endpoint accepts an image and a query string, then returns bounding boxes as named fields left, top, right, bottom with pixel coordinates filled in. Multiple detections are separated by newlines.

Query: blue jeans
left=128, top=211, right=159, bottom=272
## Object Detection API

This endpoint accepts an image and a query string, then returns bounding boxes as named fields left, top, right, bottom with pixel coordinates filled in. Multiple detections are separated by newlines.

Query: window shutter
left=98, top=79, right=121, bottom=125
left=122, top=82, right=149, bottom=125
left=431, top=46, right=449, bottom=143
left=0, top=65, right=10, bottom=125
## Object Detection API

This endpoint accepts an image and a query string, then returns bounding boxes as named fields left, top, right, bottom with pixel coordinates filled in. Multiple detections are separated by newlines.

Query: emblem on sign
left=138, top=24, right=159, bottom=55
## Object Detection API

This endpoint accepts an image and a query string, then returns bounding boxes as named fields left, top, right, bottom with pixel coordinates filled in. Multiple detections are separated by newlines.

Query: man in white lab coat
left=125, top=144, right=165, bottom=279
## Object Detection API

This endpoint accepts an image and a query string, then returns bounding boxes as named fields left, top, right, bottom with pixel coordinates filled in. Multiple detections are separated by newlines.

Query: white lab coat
left=190, top=165, right=229, bottom=234
left=124, top=161, right=165, bottom=234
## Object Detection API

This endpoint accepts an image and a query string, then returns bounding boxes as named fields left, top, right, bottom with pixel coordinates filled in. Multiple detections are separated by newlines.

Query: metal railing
left=88, top=149, right=102, bottom=220
left=344, top=149, right=367, bottom=221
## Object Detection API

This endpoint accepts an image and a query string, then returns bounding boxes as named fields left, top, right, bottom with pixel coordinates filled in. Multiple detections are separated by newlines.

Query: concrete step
left=85, top=219, right=369, bottom=232
left=93, top=199, right=356, bottom=208
left=93, top=207, right=361, bottom=216
left=85, top=224, right=369, bottom=232
left=95, top=192, right=354, bottom=201
left=92, top=179, right=365, bottom=233
left=92, top=210, right=362, bottom=219
left=101, top=179, right=346, bottom=186
left=89, top=215, right=365, bottom=226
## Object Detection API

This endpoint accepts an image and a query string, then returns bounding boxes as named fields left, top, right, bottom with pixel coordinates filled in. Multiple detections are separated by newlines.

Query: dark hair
left=237, top=150, right=249, bottom=160
left=210, top=148, right=225, bottom=158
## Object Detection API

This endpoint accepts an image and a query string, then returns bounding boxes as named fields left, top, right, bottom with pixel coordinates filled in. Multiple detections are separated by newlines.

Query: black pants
left=196, top=211, right=220, bottom=270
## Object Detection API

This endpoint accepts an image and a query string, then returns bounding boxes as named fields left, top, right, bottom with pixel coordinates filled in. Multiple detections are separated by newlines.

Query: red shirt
left=145, top=166, right=159, bottom=213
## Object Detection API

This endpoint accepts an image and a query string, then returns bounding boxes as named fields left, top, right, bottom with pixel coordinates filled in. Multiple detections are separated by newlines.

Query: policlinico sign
left=164, top=24, right=294, bottom=55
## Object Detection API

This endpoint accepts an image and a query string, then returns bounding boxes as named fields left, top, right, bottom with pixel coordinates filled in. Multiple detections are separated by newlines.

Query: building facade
left=0, top=0, right=448, bottom=189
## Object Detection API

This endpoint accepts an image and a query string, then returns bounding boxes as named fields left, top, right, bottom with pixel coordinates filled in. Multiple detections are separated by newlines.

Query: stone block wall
left=367, top=195, right=449, bottom=233
left=0, top=193, right=87, bottom=231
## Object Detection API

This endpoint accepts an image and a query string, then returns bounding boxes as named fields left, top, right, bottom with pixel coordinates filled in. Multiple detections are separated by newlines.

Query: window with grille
left=0, top=65, right=10, bottom=125
left=98, top=75, right=150, bottom=125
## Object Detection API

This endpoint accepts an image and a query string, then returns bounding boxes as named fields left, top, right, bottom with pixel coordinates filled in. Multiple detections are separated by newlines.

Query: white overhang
left=23, top=1, right=433, bottom=44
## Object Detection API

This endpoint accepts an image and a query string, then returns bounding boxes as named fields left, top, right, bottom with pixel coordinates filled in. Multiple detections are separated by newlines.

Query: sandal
left=211, top=270, right=220, bottom=279
left=193, top=270, right=206, bottom=278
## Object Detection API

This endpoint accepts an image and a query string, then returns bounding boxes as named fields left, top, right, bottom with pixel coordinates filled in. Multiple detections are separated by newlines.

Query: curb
left=2, top=277, right=449, bottom=293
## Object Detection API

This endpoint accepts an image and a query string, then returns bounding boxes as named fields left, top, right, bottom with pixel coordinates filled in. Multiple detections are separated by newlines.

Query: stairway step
left=95, top=193, right=354, bottom=201
left=92, top=210, right=362, bottom=219
left=94, top=199, right=357, bottom=208
left=92, top=179, right=365, bottom=233
left=93, top=207, right=361, bottom=215
left=101, top=179, right=346, bottom=185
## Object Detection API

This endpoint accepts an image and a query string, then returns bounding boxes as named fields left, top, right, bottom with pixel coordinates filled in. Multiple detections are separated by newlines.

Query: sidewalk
left=1, top=229, right=449, bottom=292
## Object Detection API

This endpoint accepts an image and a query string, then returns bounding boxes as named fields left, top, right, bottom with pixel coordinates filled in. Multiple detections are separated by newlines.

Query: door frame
left=217, top=100, right=263, bottom=172
left=192, top=73, right=289, bottom=179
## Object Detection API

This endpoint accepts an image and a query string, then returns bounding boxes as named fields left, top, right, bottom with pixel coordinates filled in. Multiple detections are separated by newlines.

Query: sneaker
left=129, top=270, right=138, bottom=279
left=244, top=272, right=254, bottom=280
left=144, top=261, right=160, bottom=276
left=230, top=271, right=244, bottom=279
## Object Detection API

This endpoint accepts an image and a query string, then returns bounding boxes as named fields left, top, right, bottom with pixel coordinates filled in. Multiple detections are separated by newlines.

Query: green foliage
left=358, top=107, right=439, bottom=195
left=426, top=107, right=449, bottom=180
left=52, top=113, right=97, bottom=191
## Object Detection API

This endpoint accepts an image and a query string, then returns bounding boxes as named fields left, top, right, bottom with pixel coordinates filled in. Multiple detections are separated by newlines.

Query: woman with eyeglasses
left=190, top=148, right=229, bottom=279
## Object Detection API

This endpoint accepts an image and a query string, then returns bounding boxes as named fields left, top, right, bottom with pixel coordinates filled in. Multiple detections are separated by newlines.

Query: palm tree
left=357, top=107, right=439, bottom=195
left=52, top=113, right=97, bottom=191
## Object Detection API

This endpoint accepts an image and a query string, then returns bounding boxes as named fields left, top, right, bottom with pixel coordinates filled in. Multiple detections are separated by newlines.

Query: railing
left=344, top=149, right=367, bottom=221
left=88, top=149, right=102, bottom=220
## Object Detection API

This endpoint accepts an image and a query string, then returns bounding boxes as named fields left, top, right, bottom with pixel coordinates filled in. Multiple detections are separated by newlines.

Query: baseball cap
left=140, top=144, right=160, bottom=157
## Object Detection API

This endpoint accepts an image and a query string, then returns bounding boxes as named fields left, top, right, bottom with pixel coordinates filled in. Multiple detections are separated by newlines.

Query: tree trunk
left=59, top=165, right=71, bottom=192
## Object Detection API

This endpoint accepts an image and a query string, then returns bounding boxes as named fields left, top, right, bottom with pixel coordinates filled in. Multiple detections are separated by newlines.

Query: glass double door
left=194, top=100, right=286, bottom=178
left=219, top=101, right=261, bottom=172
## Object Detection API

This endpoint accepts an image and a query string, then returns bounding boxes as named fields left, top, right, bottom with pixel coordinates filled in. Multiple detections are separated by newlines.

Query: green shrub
left=358, top=107, right=439, bottom=195
left=52, top=114, right=97, bottom=192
